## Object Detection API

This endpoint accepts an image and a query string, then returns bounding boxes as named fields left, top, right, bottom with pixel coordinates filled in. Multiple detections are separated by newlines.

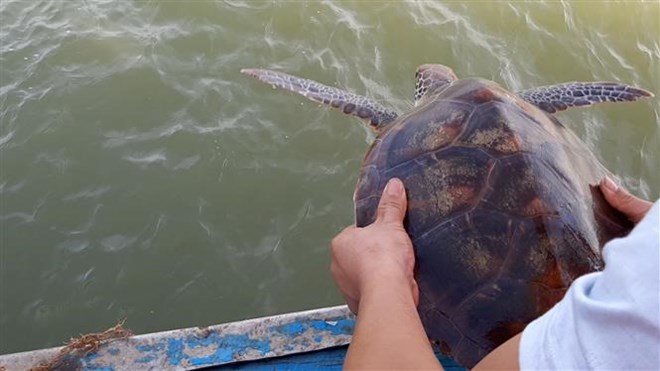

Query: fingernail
left=601, top=176, right=619, bottom=192
left=385, top=178, right=404, bottom=196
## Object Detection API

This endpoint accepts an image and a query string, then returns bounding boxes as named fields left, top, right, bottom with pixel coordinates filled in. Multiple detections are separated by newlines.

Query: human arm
left=330, top=178, right=442, bottom=370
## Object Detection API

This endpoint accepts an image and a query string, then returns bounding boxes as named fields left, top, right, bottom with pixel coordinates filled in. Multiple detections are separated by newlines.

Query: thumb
left=600, top=177, right=652, bottom=223
left=376, top=178, right=408, bottom=225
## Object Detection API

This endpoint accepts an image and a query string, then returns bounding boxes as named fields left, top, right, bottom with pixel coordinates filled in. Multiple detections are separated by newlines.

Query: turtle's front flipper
left=241, top=69, right=398, bottom=131
left=517, top=82, right=653, bottom=113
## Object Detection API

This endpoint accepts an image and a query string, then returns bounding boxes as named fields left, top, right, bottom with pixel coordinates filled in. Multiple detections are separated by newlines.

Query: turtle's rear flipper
left=241, top=69, right=399, bottom=131
left=517, top=82, right=653, bottom=113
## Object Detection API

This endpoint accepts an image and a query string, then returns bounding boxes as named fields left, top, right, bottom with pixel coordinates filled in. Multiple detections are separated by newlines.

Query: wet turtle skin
left=353, top=78, right=634, bottom=368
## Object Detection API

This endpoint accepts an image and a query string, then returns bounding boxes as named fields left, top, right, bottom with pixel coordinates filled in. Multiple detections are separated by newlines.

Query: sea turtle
left=241, top=65, right=652, bottom=367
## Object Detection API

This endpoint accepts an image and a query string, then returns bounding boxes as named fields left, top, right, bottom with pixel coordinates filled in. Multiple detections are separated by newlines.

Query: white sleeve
left=520, top=200, right=660, bottom=370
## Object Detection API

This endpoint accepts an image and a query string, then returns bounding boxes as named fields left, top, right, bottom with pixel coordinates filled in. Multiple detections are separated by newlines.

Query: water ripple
left=1, top=0, right=657, bottom=354
left=123, top=150, right=168, bottom=168
left=0, top=130, right=15, bottom=148
left=321, top=0, right=372, bottom=39
left=100, top=234, right=137, bottom=252
left=63, top=187, right=112, bottom=202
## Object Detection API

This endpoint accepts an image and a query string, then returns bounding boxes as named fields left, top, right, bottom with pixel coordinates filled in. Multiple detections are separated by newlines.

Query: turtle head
left=414, top=64, right=458, bottom=105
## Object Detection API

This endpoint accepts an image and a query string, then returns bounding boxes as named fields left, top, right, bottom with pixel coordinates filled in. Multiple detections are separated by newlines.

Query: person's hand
left=600, top=176, right=653, bottom=223
left=330, top=178, right=418, bottom=314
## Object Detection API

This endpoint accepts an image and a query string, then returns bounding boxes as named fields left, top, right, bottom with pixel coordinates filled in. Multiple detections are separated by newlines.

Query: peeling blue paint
left=271, top=316, right=355, bottom=338
left=309, top=318, right=355, bottom=335
left=86, top=367, right=114, bottom=371
left=1, top=306, right=359, bottom=370
left=81, top=353, right=114, bottom=371
left=191, top=334, right=271, bottom=365
left=85, top=352, right=101, bottom=361
left=93, top=315, right=351, bottom=369
left=80, top=352, right=109, bottom=371
left=167, top=339, right=185, bottom=365
left=163, top=332, right=273, bottom=367
left=275, top=322, right=305, bottom=336
left=188, top=347, right=235, bottom=366
left=137, top=343, right=166, bottom=352
left=136, top=354, right=157, bottom=363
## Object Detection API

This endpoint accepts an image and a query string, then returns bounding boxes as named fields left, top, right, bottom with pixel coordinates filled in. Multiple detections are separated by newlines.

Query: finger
left=375, top=178, right=407, bottom=225
left=600, top=177, right=653, bottom=223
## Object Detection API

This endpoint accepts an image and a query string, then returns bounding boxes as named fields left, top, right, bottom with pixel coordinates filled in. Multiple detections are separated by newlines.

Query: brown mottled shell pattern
left=353, top=78, right=633, bottom=368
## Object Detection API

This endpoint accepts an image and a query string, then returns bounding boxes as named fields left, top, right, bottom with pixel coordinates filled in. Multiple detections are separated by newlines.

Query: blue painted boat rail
left=1, top=305, right=466, bottom=370
left=0, top=306, right=356, bottom=370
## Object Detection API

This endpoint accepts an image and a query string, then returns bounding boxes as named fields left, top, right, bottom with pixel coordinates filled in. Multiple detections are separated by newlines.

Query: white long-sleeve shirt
left=520, top=201, right=660, bottom=370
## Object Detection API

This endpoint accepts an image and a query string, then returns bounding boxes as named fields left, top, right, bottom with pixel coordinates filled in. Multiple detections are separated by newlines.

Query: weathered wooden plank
left=0, top=305, right=466, bottom=370
left=0, top=306, right=355, bottom=370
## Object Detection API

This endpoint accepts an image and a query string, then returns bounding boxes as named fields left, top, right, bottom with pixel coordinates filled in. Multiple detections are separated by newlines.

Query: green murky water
left=1, top=0, right=658, bottom=354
